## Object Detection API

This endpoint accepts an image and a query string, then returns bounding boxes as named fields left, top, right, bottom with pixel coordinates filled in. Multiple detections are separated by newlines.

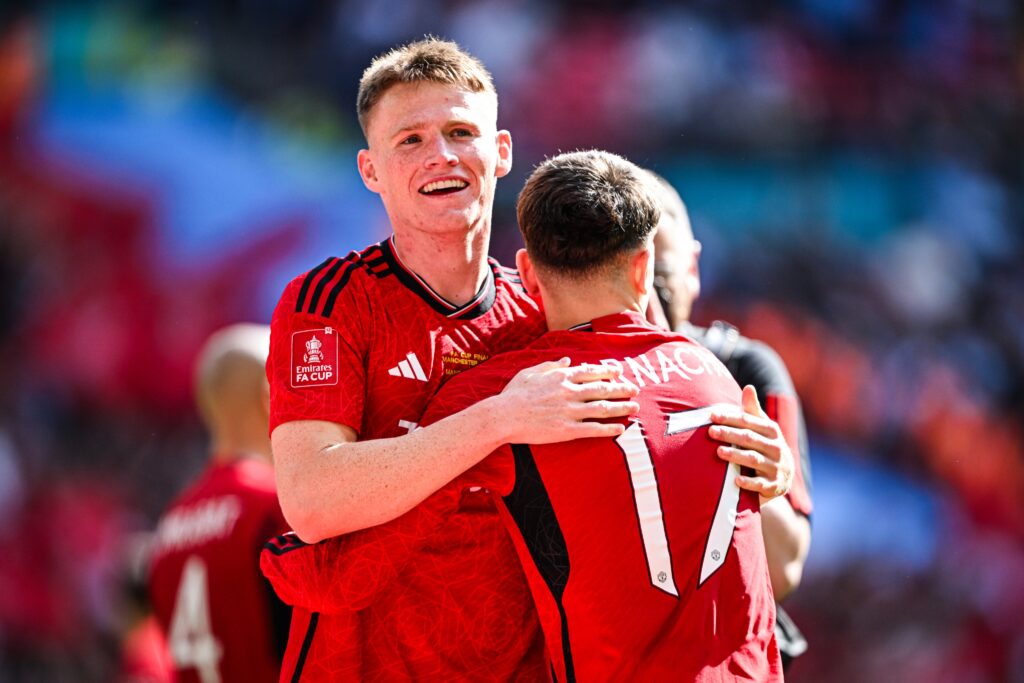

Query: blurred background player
left=647, top=172, right=813, bottom=668
left=148, top=324, right=289, bottom=683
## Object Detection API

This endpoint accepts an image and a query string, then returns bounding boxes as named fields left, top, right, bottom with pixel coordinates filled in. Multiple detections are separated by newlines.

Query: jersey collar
left=382, top=236, right=497, bottom=319
left=569, top=310, right=656, bottom=334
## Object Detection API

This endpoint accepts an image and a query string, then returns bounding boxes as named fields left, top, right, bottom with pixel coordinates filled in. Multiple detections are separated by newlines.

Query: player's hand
left=494, top=358, right=639, bottom=443
left=708, top=385, right=794, bottom=503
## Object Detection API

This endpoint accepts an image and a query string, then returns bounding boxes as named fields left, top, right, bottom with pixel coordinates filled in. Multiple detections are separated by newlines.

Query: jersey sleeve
left=267, top=269, right=369, bottom=434
left=260, top=483, right=462, bottom=614
left=729, top=338, right=813, bottom=517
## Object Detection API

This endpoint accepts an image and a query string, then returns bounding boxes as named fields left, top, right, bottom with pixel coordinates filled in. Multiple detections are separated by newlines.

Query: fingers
left=734, top=474, right=787, bottom=499
left=571, top=379, right=639, bottom=401
left=518, top=357, right=572, bottom=375
left=716, top=445, right=775, bottom=476
left=569, top=420, right=628, bottom=439
left=571, top=400, right=641, bottom=420
left=562, top=362, right=626, bottom=384
left=708, top=424, right=776, bottom=455
left=718, top=441, right=790, bottom=500
left=709, top=409, right=777, bottom=439
left=741, top=384, right=765, bottom=418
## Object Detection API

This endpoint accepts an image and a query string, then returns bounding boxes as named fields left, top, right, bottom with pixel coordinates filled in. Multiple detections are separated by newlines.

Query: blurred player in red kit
left=264, top=39, right=639, bottom=680
left=265, top=150, right=791, bottom=681
left=647, top=172, right=813, bottom=668
left=148, top=324, right=289, bottom=683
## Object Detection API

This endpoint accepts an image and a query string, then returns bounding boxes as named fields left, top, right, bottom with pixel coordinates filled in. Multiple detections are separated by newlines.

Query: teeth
left=421, top=179, right=468, bottom=193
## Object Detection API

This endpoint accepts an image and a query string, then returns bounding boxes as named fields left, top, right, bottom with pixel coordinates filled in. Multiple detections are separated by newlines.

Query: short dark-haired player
left=647, top=172, right=813, bottom=668
left=265, top=150, right=790, bottom=681
left=148, top=324, right=289, bottom=683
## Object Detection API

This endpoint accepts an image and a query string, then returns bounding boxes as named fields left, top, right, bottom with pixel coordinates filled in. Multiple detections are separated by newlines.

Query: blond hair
left=357, top=37, right=496, bottom=136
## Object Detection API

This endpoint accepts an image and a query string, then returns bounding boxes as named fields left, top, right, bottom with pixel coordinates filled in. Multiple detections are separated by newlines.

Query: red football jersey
left=268, top=236, right=544, bottom=438
left=418, top=311, right=783, bottom=682
left=148, top=458, right=289, bottom=683
left=265, top=237, right=547, bottom=681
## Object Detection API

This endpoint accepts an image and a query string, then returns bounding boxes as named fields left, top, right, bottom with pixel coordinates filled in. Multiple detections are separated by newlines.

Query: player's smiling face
left=357, top=81, right=512, bottom=237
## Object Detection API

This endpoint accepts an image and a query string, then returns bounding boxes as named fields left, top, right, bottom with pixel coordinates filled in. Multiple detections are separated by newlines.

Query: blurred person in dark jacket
left=647, top=171, right=813, bottom=669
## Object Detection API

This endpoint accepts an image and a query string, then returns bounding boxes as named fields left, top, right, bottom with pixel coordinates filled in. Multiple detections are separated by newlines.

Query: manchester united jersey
left=148, top=458, right=289, bottom=683
left=265, top=237, right=548, bottom=681
left=417, top=311, right=783, bottom=682
left=268, top=236, right=544, bottom=439
left=264, top=310, right=783, bottom=682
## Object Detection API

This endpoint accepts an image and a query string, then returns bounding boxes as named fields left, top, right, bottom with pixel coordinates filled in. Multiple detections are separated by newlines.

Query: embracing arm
left=708, top=384, right=810, bottom=599
left=274, top=359, right=638, bottom=542
left=759, top=494, right=811, bottom=600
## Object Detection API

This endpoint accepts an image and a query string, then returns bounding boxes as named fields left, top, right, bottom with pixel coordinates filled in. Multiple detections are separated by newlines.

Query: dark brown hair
left=517, top=150, right=661, bottom=274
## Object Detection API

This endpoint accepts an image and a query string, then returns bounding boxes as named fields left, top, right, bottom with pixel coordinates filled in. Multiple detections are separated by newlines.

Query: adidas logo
left=388, top=352, right=428, bottom=382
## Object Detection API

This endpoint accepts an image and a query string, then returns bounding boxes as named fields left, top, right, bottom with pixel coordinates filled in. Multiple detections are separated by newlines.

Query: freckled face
left=357, top=81, right=512, bottom=237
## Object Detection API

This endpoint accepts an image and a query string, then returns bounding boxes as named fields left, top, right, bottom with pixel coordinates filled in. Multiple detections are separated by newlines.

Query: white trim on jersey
left=617, top=420, right=678, bottom=598
left=666, top=403, right=742, bottom=586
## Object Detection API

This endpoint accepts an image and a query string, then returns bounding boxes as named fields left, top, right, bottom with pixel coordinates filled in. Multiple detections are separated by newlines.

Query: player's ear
left=494, top=130, right=512, bottom=178
left=630, top=244, right=655, bottom=299
left=357, top=149, right=381, bottom=193
left=515, top=248, right=541, bottom=299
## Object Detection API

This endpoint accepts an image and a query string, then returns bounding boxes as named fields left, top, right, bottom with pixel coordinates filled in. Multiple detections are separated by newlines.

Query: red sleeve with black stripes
left=260, top=479, right=464, bottom=613
left=267, top=255, right=370, bottom=434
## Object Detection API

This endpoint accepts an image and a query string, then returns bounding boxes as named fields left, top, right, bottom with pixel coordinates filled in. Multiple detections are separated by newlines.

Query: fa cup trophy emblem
left=304, top=335, right=323, bottom=363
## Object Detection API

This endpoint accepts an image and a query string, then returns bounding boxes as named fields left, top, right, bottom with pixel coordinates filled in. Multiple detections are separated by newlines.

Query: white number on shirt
left=614, top=405, right=741, bottom=596
left=168, top=556, right=223, bottom=683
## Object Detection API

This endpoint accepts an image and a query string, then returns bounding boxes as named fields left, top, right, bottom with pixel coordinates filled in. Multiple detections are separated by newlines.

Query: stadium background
left=1, top=1, right=1022, bottom=681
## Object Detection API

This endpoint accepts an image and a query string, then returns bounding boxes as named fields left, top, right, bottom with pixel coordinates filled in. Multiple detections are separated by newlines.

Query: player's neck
left=391, top=226, right=491, bottom=305
left=540, top=281, right=645, bottom=331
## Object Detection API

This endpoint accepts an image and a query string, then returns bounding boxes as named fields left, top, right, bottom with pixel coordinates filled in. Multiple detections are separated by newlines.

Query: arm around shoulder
left=271, top=358, right=640, bottom=542
left=271, top=402, right=509, bottom=542
left=760, top=495, right=811, bottom=600
left=272, top=419, right=359, bottom=543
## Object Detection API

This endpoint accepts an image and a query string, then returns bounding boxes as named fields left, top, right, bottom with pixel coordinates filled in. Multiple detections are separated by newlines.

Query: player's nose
left=424, top=136, right=459, bottom=168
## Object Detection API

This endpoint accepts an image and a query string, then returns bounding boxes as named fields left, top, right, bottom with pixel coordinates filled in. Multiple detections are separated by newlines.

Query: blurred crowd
left=0, top=0, right=1022, bottom=681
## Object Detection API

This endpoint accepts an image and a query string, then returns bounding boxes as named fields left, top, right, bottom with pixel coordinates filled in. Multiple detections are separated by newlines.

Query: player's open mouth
left=419, top=179, right=469, bottom=195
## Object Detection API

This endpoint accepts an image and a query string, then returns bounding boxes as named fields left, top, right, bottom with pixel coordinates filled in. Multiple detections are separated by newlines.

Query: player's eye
left=400, top=134, right=421, bottom=145
left=450, top=128, right=474, bottom=138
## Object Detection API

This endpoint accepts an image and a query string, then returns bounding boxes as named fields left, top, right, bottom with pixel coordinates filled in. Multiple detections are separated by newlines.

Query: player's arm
left=758, top=491, right=810, bottom=600
left=709, top=343, right=812, bottom=600
left=262, top=382, right=515, bottom=614
left=275, top=359, right=638, bottom=543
